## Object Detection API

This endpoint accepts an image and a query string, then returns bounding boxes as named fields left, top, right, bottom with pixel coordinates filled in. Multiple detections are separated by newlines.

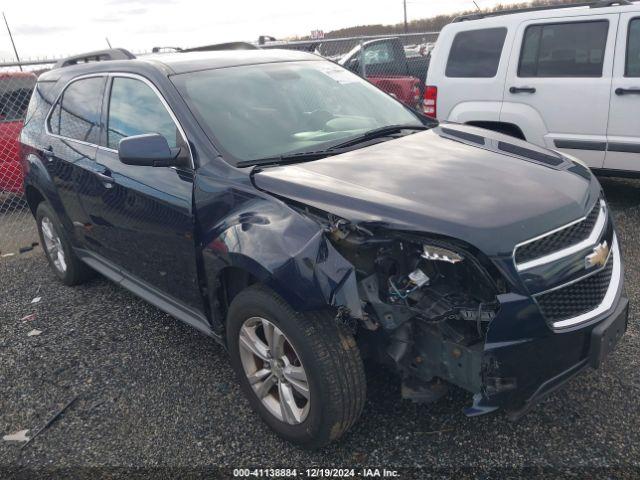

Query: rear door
left=501, top=15, right=618, bottom=168
left=604, top=13, right=640, bottom=172
left=45, top=75, right=107, bottom=229
left=87, top=74, right=202, bottom=311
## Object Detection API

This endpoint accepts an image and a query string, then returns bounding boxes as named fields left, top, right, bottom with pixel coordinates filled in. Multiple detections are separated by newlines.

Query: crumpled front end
left=298, top=192, right=628, bottom=417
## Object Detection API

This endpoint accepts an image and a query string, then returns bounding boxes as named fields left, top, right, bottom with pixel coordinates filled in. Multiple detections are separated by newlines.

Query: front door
left=76, top=74, right=202, bottom=312
left=604, top=13, right=640, bottom=172
left=502, top=15, right=618, bottom=168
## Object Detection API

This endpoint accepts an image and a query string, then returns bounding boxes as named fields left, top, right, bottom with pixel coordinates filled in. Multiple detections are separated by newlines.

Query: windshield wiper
left=236, top=124, right=429, bottom=168
left=330, top=124, right=428, bottom=150
left=236, top=148, right=348, bottom=168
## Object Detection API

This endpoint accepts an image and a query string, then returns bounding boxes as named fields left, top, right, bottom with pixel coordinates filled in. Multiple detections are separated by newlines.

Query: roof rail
left=182, top=42, right=258, bottom=52
left=151, top=46, right=183, bottom=53
left=53, top=48, right=136, bottom=69
left=452, top=0, right=633, bottom=23
left=151, top=42, right=258, bottom=54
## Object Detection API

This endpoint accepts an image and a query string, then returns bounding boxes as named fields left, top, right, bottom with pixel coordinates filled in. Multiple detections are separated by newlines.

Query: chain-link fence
left=0, top=65, right=45, bottom=257
left=0, top=31, right=438, bottom=258
left=263, top=32, right=438, bottom=110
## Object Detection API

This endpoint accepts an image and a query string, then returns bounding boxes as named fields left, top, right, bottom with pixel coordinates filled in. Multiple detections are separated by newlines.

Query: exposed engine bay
left=298, top=205, right=506, bottom=404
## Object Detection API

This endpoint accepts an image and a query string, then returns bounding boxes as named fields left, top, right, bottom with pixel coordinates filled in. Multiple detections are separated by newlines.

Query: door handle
left=509, top=86, right=536, bottom=94
left=94, top=171, right=115, bottom=188
left=615, top=87, right=640, bottom=96
left=43, top=147, right=55, bottom=162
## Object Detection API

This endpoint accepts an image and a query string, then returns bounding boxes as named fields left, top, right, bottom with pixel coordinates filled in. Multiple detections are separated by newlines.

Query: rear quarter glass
left=445, top=27, right=508, bottom=78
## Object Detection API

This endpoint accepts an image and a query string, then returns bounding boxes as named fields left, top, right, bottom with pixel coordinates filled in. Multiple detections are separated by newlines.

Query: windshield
left=171, top=60, right=423, bottom=165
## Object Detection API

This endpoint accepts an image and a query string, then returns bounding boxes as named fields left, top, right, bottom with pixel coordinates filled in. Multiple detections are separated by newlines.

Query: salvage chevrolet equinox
left=20, top=47, right=628, bottom=448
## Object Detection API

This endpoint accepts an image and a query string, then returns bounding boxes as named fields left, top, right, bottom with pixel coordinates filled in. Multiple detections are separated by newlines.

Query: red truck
left=339, top=38, right=430, bottom=110
left=1, top=71, right=36, bottom=194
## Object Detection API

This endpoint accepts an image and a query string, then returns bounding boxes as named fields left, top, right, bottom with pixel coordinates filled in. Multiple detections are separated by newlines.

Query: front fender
left=196, top=177, right=361, bottom=331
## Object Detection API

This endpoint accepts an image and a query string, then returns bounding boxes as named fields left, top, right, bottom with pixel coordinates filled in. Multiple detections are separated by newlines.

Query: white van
left=426, top=1, right=640, bottom=175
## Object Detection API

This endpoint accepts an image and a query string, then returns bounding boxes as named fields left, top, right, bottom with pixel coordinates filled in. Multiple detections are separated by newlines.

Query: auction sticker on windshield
left=317, top=64, right=360, bottom=84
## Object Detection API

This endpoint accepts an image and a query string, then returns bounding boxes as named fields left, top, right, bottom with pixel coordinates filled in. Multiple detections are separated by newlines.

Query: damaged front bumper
left=464, top=249, right=628, bottom=418
left=465, top=289, right=628, bottom=418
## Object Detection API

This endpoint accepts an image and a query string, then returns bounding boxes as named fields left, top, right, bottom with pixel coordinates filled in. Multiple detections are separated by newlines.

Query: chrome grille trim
left=515, top=199, right=607, bottom=272
left=543, top=235, right=621, bottom=329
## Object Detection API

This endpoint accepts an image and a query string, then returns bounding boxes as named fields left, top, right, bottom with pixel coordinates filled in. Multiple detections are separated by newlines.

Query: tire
left=226, top=284, right=366, bottom=449
left=36, top=202, right=94, bottom=286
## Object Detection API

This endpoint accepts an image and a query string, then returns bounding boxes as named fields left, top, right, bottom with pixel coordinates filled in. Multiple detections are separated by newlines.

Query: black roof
left=40, top=48, right=320, bottom=83
left=145, top=49, right=319, bottom=74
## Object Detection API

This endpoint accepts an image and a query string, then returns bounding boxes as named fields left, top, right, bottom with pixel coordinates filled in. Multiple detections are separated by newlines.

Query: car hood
left=252, top=124, right=600, bottom=257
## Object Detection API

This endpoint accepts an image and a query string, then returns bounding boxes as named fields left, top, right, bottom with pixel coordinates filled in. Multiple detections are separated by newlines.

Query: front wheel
left=226, top=284, right=366, bottom=449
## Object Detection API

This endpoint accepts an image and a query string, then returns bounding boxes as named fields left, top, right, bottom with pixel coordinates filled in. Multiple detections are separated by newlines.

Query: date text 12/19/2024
left=233, top=468, right=400, bottom=478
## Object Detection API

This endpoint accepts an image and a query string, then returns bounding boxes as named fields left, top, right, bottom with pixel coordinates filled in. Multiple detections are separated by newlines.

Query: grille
left=515, top=199, right=601, bottom=265
left=536, top=254, right=614, bottom=323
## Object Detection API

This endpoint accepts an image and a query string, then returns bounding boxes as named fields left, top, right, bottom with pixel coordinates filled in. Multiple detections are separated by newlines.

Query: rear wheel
left=226, top=284, right=366, bottom=448
left=36, top=202, right=94, bottom=286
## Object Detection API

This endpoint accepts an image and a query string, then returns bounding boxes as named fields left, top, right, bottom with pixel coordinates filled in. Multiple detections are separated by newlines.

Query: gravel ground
left=0, top=195, right=37, bottom=257
left=1, top=176, right=640, bottom=476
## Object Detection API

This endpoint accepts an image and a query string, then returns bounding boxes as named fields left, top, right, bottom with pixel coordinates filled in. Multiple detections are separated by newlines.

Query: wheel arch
left=25, top=184, right=46, bottom=217
left=214, top=264, right=261, bottom=320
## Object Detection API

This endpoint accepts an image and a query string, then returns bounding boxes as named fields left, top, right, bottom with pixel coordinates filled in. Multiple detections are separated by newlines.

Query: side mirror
left=118, top=133, right=183, bottom=167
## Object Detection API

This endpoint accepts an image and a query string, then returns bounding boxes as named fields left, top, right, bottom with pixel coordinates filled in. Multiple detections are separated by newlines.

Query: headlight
left=422, top=244, right=464, bottom=264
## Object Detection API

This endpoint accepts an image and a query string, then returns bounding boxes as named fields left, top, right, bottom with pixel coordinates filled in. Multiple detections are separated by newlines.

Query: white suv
left=426, top=0, right=640, bottom=175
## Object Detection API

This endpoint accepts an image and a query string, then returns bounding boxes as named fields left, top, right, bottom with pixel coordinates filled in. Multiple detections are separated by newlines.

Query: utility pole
left=2, top=12, right=22, bottom=71
left=403, top=0, right=408, bottom=34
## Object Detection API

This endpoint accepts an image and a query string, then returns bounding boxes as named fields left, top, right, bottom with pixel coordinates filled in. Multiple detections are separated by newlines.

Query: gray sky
left=1, top=0, right=517, bottom=62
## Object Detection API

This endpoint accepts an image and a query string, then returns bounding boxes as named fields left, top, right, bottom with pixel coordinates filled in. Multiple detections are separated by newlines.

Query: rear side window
left=627, top=18, right=640, bottom=77
left=519, top=21, right=609, bottom=77
left=22, top=82, right=56, bottom=134
left=364, top=43, right=396, bottom=66
left=106, top=77, right=178, bottom=150
left=48, top=77, right=106, bottom=144
left=446, top=28, right=507, bottom=78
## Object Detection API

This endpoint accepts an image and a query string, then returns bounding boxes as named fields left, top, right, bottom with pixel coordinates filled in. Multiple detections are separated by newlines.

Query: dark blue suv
left=20, top=47, right=628, bottom=448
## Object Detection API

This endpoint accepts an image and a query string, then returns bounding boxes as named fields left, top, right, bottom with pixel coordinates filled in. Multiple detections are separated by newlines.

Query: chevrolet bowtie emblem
left=585, top=241, right=610, bottom=269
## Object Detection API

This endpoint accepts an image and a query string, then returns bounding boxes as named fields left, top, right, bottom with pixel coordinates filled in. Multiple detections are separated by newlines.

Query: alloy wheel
left=238, top=317, right=310, bottom=425
left=41, top=216, right=67, bottom=273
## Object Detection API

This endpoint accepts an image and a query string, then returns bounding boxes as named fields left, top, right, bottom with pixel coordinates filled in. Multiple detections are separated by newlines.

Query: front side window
left=627, top=18, right=640, bottom=77
left=171, top=61, right=423, bottom=164
left=519, top=21, right=609, bottom=77
left=446, top=28, right=507, bottom=78
left=48, top=76, right=106, bottom=144
left=107, top=77, right=178, bottom=150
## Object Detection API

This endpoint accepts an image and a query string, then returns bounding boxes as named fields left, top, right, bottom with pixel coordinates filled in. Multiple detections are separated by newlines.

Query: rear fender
left=22, top=150, right=73, bottom=232
left=499, top=102, right=548, bottom=146
left=447, top=101, right=502, bottom=124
